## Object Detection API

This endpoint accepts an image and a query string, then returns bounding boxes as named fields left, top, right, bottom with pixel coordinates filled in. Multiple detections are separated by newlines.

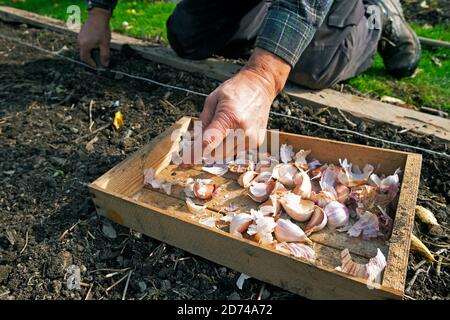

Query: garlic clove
left=324, top=201, right=349, bottom=228
left=193, top=179, right=216, bottom=200
left=186, top=198, right=206, bottom=215
left=259, top=194, right=281, bottom=216
left=335, top=183, right=350, bottom=203
left=238, top=170, right=258, bottom=188
left=230, top=213, right=254, bottom=237
left=292, top=170, right=312, bottom=198
left=272, top=163, right=298, bottom=188
left=280, top=144, right=294, bottom=164
left=305, top=206, right=328, bottom=236
left=280, top=193, right=315, bottom=222
left=253, top=171, right=273, bottom=184
left=248, top=181, right=275, bottom=203
left=274, top=218, right=312, bottom=244
left=294, top=149, right=311, bottom=171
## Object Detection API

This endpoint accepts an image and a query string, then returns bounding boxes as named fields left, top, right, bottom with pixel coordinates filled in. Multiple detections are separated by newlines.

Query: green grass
left=1, top=0, right=449, bottom=111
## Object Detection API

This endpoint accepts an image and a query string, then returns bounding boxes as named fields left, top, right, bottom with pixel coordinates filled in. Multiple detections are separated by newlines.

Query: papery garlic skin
left=275, top=242, right=316, bottom=261
left=247, top=210, right=277, bottom=244
left=305, top=206, right=328, bottom=236
left=274, top=218, right=312, bottom=244
left=347, top=211, right=380, bottom=239
left=324, top=201, right=349, bottom=228
left=280, top=193, right=315, bottom=222
left=230, top=213, right=254, bottom=237
left=338, top=159, right=374, bottom=187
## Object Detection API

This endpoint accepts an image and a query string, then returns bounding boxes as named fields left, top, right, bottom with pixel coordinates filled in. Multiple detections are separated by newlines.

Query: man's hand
left=200, top=48, right=291, bottom=159
left=78, top=8, right=112, bottom=67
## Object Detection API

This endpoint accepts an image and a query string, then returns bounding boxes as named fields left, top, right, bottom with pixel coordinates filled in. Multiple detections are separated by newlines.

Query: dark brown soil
left=0, top=22, right=448, bottom=300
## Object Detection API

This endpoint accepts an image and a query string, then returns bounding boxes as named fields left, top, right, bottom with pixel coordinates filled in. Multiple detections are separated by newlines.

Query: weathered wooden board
left=1, top=6, right=448, bottom=141
left=89, top=116, right=421, bottom=299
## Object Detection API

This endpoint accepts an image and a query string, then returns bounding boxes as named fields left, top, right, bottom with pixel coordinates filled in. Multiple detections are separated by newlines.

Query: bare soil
left=0, top=22, right=448, bottom=300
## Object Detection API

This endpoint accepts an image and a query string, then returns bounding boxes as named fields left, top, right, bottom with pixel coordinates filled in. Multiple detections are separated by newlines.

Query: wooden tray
left=89, top=116, right=422, bottom=299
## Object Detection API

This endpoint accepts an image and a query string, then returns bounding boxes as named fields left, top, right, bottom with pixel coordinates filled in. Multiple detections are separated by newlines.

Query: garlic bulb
left=230, top=213, right=254, bottom=237
left=305, top=206, right=327, bottom=236
left=281, top=193, right=315, bottom=222
left=274, top=218, right=312, bottom=244
left=238, top=170, right=258, bottom=188
left=324, top=201, right=349, bottom=228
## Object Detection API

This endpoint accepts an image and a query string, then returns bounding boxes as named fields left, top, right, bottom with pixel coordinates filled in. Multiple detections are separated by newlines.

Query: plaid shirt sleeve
left=87, top=0, right=118, bottom=12
left=255, top=0, right=334, bottom=67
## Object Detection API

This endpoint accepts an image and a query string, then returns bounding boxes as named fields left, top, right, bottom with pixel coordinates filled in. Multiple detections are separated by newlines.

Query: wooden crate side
left=90, top=116, right=191, bottom=196
left=267, top=130, right=408, bottom=175
left=89, top=185, right=401, bottom=300
left=382, top=153, right=422, bottom=295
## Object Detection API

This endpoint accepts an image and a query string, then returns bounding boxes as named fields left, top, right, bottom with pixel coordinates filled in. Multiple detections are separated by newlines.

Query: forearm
left=255, top=0, right=334, bottom=67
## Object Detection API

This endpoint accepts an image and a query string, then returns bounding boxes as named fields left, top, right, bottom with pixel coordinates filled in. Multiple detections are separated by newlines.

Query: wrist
left=243, top=48, right=291, bottom=96
left=88, top=7, right=112, bottom=20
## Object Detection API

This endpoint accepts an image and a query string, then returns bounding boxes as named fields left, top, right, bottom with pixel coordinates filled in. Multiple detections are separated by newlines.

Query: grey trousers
left=167, top=0, right=382, bottom=90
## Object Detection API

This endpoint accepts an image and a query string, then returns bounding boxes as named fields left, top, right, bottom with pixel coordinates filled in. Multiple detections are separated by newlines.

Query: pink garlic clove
left=193, top=179, right=216, bottom=200
left=280, top=193, right=315, bottom=222
left=253, top=171, right=273, bottom=184
left=305, top=206, right=328, bottom=236
left=335, top=183, right=350, bottom=203
left=272, top=163, right=298, bottom=189
left=280, top=144, right=294, bottom=164
left=248, top=181, right=275, bottom=203
left=274, top=218, right=312, bottom=244
left=238, top=170, right=258, bottom=188
left=324, top=201, right=349, bottom=228
left=293, top=170, right=312, bottom=198
left=186, top=198, right=206, bottom=215
left=294, top=149, right=311, bottom=171
left=259, top=194, right=281, bottom=216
